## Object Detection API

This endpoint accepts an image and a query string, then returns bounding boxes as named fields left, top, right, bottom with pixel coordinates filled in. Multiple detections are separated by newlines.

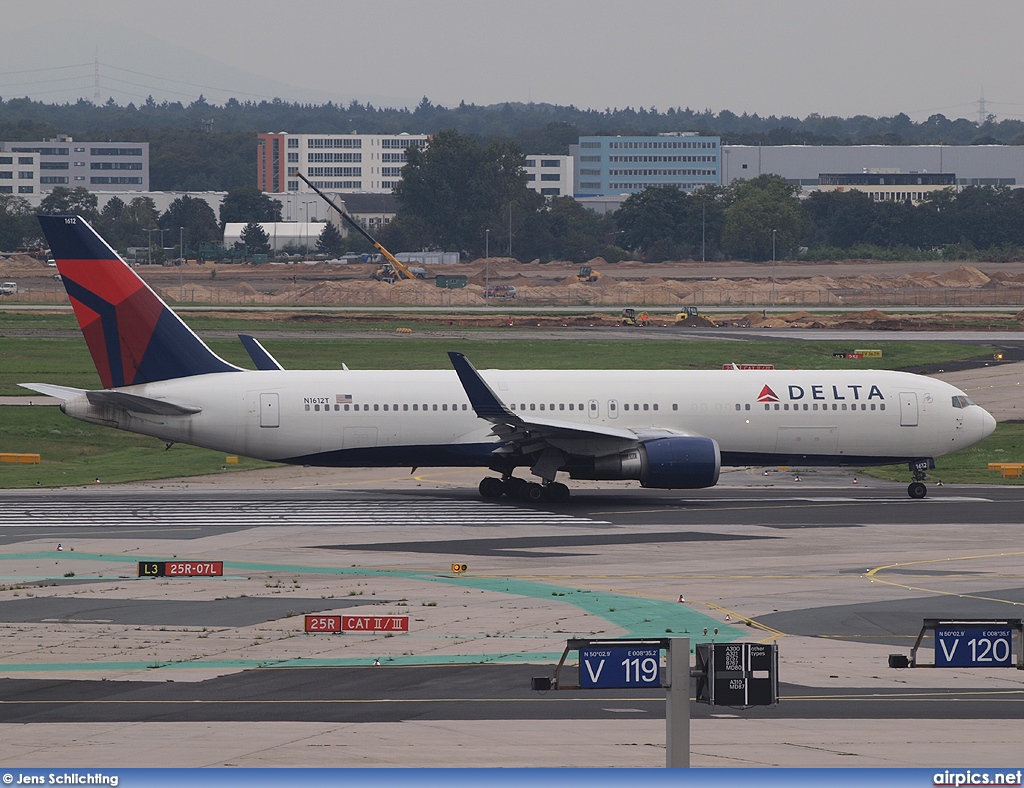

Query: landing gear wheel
left=908, top=481, right=927, bottom=499
left=520, top=482, right=546, bottom=503
left=546, top=482, right=570, bottom=504
left=504, top=477, right=527, bottom=498
left=479, top=477, right=505, bottom=499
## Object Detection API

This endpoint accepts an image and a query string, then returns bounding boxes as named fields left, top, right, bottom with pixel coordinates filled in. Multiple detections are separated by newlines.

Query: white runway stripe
left=0, top=500, right=609, bottom=528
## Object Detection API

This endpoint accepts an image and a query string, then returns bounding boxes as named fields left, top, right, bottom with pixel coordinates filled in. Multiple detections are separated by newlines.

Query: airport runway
left=1, top=478, right=1023, bottom=766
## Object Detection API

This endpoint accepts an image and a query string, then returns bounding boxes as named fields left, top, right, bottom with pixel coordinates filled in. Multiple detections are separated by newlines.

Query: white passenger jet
left=24, top=216, right=996, bottom=502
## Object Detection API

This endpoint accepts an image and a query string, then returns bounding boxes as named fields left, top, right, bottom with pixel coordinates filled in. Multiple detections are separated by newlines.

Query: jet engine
left=568, top=436, right=720, bottom=489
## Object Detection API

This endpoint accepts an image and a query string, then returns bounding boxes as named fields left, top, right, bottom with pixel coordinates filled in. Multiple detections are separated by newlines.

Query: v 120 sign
left=935, top=626, right=1013, bottom=667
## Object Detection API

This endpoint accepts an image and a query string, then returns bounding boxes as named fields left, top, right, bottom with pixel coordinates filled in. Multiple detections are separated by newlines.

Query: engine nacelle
left=568, top=436, right=720, bottom=489
left=640, top=436, right=720, bottom=489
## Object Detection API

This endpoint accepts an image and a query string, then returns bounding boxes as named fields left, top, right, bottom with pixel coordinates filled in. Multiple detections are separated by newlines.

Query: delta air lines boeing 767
left=24, top=215, right=996, bottom=502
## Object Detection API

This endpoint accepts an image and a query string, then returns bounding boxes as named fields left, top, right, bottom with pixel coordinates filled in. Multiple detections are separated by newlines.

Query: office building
left=574, top=132, right=721, bottom=197
left=257, top=132, right=430, bottom=195
left=523, top=155, right=574, bottom=197
left=0, top=136, right=149, bottom=195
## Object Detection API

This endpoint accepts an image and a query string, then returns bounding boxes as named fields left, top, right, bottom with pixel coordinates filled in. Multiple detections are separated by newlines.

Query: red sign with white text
left=305, top=615, right=341, bottom=633
left=342, top=615, right=409, bottom=632
left=165, top=561, right=223, bottom=577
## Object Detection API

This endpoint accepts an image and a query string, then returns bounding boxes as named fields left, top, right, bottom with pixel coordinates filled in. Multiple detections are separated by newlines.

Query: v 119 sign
left=936, top=626, right=1013, bottom=667
left=579, top=646, right=661, bottom=689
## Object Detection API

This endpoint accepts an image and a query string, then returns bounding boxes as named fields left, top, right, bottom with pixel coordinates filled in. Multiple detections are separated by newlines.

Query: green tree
left=516, top=196, right=622, bottom=263
left=0, top=195, right=35, bottom=250
left=96, top=196, right=127, bottom=241
left=240, top=221, right=271, bottom=255
left=160, top=195, right=221, bottom=246
left=393, top=129, right=543, bottom=254
left=801, top=190, right=876, bottom=249
left=37, top=187, right=99, bottom=222
left=112, top=197, right=160, bottom=250
left=219, top=185, right=282, bottom=227
left=316, top=222, right=345, bottom=256
left=722, top=175, right=803, bottom=261
left=615, top=186, right=690, bottom=261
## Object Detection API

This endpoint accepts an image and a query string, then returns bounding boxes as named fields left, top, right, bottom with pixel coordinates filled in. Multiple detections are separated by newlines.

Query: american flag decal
left=336, top=394, right=353, bottom=403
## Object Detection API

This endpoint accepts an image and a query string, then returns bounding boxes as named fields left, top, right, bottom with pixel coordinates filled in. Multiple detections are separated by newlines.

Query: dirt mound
left=0, top=255, right=48, bottom=273
left=847, top=309, right=891, bottom=321
left=929, top=266, right=990, bottom=288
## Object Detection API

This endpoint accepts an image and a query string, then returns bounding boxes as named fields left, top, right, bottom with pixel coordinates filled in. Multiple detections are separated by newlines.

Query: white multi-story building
left=257, top=132, right=430, bottom=195
left=523, top=155, right=574, bottom=198
left=0, top=136, right=149, bottom=196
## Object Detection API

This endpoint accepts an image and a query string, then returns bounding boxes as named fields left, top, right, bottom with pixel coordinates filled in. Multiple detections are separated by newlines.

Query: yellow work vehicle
left=675, top=306, right=716, bottom=326
left=577, top=265, right=601, bottom=283
left=620, top=308, right=649, bottom=327
left=295, top=172, right=423, bottom=284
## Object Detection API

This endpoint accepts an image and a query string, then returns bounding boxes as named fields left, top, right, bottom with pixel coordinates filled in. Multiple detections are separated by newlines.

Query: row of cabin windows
left=761, top=402, right=884, bottom=412
left=306, top=400, right=885, bottom=415
left=306, top=403, right=471, bottom=412
left=510, top=402, right=661, bottom=412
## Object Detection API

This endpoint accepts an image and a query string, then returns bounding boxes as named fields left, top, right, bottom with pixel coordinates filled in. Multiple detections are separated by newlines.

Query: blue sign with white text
left=579, top=646, right=661, bottom=689
left=935, top=626, right=1013, bottom=667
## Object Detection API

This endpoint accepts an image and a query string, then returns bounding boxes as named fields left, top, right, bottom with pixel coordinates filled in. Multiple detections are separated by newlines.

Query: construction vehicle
left=577, top=265, right=601, bottom=283
left=675, top=306, right=716, bottom=327
left=620, top=308, right=649, bottom=327
left=295, top=172, right=424, bottom=284
left=372, top=262, right=428, bottom=283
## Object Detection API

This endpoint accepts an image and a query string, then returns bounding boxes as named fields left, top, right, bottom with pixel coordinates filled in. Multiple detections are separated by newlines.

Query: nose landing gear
left=907, top=458, right=935, bottom=499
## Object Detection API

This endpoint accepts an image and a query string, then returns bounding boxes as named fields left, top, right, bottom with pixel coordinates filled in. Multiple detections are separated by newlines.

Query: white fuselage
left=59, top=368, right=995, bottom=470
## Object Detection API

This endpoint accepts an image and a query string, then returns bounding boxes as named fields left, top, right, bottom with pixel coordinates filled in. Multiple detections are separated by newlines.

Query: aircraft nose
left=980, top=407, right=997, bottom=440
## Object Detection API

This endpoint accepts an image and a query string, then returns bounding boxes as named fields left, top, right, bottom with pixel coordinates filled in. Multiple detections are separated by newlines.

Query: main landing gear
left=479, top=475, right=570, bottom=504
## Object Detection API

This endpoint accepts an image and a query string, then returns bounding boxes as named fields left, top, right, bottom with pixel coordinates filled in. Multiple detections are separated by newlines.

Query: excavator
left=295, top=172, right=424, bottom=284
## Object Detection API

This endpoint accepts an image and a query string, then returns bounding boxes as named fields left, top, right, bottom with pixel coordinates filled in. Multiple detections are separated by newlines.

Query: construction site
left=4, top=253, right=1024, bottom=329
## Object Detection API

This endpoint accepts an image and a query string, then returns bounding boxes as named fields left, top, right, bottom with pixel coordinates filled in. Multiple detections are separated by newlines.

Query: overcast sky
left=3, top=0, right=1023, bottom=122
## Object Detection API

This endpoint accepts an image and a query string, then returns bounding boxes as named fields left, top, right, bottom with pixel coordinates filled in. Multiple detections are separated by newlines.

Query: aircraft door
left=899, top=392, right=919, bottom=427
left=608, top=400, right=618, bottom=419
left=259, top=393, right=280, bottom=428
left=588, top=399, right=600, bottom=419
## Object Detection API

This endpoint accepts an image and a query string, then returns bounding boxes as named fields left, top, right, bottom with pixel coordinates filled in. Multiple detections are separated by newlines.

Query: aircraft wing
left=448, top=352, right=701, bottom=473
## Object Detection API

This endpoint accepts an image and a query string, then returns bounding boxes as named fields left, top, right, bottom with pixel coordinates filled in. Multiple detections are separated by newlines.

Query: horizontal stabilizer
left=19, top=383, right=86, bottom=401
left=85, top=390, right=201, bottom=416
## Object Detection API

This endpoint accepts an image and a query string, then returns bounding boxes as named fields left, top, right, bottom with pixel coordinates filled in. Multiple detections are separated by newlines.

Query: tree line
left=380, top=132, right=1024, bottom=264
left=0, top=185, right=285, bottom=260
left=6, top=130, right=1024, bottom=263
left=2, top=95, right=1024, bottom=193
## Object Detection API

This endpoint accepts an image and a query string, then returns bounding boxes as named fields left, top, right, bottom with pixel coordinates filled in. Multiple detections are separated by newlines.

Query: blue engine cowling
left=640, top=436, right=720, bottom=489
left=572, top=436, right=720, bottom=489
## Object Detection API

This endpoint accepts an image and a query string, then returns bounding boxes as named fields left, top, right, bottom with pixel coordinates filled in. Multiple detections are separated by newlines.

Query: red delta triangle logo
left=757, top=385, right=779, bottom=403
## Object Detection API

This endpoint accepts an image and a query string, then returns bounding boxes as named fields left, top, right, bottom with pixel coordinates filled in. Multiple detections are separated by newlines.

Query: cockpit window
left=951, top=395, right=975, bottom=409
